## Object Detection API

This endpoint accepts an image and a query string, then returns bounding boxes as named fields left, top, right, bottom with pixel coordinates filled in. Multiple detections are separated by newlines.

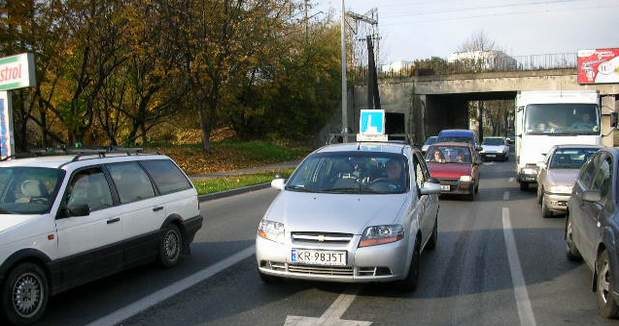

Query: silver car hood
left=546, top=169, right=580, bottom=188
left=266, top=191, right=408, bottom=235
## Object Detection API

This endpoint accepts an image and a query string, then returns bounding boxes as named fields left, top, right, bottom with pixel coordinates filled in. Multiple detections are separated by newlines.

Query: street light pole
left=340, top=0, right=348, bottom=139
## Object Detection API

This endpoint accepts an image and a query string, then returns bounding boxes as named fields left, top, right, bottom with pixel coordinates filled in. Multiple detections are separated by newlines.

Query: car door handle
left=153, top=206, right=164, bottom=212
left=107, top=217, right=120, bottom=224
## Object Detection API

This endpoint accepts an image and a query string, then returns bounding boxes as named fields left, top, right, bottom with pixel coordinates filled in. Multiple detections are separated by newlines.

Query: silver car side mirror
left=271, top=178, right=286, bottom=191
left=420, top=181, right=441, bottom=195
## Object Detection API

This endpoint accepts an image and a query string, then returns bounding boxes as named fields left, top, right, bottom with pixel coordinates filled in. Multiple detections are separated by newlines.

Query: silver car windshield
left=286, top=152, right=409, bottom=194
left=525, top=104, right=599, bottom=135
left=0, top=167, right=64, bottom=215
left=549, top=148, right=599, bottom=169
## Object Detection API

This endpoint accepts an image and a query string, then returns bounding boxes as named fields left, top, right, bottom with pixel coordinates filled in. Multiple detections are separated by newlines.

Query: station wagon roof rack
left=1, top=146, right=154, bottom=164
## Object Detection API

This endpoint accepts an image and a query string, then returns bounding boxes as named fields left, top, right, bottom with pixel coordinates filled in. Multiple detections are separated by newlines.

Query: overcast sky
left=314, top=0, right=618, bottom=64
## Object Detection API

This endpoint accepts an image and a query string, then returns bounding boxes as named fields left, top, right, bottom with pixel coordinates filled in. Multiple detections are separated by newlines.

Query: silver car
left=537, top=144, right=601, bottom=217
left=256, top=142, right=441, bottom=290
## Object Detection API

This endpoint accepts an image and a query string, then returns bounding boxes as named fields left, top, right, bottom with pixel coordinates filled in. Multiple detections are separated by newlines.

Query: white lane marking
left=509, top=177, right=515, bottom=183
left=486, top=162, right=495, bottom=166
left=284, top=288, right=372, bottom=326
left=86, top=246, right=256, bottom=326
left=502, top=208, right=537, bottom=326
left=503, top=191, right=510, bottom=201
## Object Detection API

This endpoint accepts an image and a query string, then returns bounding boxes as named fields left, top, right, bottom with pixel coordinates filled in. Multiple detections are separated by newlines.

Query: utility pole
left=304, top=0, right=309, bottom=43
left=341, top=0, right=348, bottom=136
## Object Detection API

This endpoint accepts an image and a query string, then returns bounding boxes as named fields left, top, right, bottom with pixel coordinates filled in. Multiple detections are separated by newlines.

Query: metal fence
left=351, top=52, right=578, bottom=81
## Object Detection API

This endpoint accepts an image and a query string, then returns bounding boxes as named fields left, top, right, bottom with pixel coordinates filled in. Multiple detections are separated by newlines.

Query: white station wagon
left=0, top=151, right=203, bottom=325
left=256, top=142, right=441, bottom=290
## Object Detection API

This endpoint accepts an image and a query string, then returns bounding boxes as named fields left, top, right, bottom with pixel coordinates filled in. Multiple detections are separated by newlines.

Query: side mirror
left=611, top=112, right=618, bottom=129
left=271, top=178, right=286, bottom=191
left=537, top=161, right=547, bottom=169
left=582, top=191, right=602, bottom=203
left=420, top=181, right=442, bottom=195
left=66, top=203, right=90, bottom=217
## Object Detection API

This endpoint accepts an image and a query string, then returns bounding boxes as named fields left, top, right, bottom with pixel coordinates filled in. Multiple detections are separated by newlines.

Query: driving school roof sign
left=357, top=109, right=387, bottom=142
left=0, top=53, right=36, bottom=91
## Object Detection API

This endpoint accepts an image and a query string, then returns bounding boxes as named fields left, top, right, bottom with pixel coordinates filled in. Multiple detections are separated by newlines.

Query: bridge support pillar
left=601, top=95, right=618, bottom=147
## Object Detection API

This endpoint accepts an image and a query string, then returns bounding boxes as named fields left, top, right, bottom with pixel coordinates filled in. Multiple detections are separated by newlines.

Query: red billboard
left=578, top=48, right=619, bottom=84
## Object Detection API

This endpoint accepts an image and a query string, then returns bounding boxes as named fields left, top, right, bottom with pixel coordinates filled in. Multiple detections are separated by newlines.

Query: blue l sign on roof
left=359, top=110, right=385, bottom=135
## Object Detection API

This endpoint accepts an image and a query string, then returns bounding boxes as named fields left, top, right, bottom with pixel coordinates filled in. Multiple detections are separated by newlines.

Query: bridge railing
left=351, top=52, right=578, bottom=81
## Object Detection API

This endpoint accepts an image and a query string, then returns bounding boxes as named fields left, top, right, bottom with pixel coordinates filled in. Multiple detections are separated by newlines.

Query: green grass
left=193, top=169, right=294, bottom=195
left=215, top=140, right=309, bottom=162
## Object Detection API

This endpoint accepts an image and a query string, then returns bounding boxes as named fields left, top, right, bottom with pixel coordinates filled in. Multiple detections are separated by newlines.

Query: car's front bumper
left=482, top=152, right=507, bottom=160
left=543, top=193, right=571, bottom=212
left=436, top=179, right=474, bottom=195
left=255, top=235, right=410, bottom=283
left=518, top=167, right=538, bottom=183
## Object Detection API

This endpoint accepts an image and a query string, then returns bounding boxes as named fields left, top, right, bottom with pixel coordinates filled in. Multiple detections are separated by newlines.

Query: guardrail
left=351, top=52, right=578, bottom=81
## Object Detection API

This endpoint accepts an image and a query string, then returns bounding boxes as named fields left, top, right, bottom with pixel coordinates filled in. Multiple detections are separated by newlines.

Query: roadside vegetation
left=193, top=169, right=295, bottom=195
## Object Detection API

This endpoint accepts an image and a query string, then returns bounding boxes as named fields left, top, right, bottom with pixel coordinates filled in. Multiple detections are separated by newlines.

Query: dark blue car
left=566, top=147, right=619, bottom=318
left=437, top=129, right=480, bottom=149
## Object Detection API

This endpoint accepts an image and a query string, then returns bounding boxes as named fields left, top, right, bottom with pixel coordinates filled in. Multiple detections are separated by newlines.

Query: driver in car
left=570, top=113, right=596, bottom=131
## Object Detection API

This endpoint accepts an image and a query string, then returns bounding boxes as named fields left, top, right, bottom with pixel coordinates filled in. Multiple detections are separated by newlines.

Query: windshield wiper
left=285, top=185, right=318, bottom=193
left=0, top=208, right=14, bottom=214
left=322, top=187, right=361, bottom=193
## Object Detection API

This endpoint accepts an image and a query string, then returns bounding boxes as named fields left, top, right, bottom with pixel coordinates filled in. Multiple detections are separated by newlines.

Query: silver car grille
left=287, top=264, right=354, bottom=276
left=291, top=232, right=354, bottom=244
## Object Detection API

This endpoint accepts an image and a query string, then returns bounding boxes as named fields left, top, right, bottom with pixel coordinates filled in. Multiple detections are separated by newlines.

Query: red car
left=425, top=142, right=481, bottom=201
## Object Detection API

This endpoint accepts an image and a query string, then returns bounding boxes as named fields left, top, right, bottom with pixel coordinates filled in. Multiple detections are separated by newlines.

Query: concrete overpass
left=349, top=68, right=619, bottom=145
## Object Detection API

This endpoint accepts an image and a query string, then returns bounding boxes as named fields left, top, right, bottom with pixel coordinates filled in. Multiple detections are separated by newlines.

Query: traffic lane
left=506, top=183, right=616, bottom=325
left=346, top=159, right=519, bottom=325
left=122, top=161, right=521, bottom=326
left=35, top=189, right=278, bottom=326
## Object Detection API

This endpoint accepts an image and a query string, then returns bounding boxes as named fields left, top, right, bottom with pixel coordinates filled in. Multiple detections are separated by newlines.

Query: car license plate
left=441, top=185, right=450, bottom=191
left=487, top=154, right=496, bottom=158
left=291, top=249, right=347, bottom=266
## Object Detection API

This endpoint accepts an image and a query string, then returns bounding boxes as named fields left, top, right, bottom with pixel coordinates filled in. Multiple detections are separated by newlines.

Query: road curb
left=198, top=182, right=271, bottom=201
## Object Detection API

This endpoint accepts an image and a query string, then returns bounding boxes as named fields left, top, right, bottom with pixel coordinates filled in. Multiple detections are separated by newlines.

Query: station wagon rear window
left=141, top=160, right=192, bottom=195
left=0, top=167, right=64, bottom=214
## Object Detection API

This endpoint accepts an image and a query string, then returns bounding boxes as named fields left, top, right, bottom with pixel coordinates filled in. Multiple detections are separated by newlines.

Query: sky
left=314, top=0, right=618, bottom=64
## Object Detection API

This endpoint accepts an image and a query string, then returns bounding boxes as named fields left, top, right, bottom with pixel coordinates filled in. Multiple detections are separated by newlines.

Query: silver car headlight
left=257, top=220, right=285, bottom=243
left=359, top=224, right=404, bottom=248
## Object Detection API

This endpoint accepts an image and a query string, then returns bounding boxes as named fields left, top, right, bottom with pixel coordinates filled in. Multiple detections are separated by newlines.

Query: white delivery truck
left=515, top=90, right=605, bottom=191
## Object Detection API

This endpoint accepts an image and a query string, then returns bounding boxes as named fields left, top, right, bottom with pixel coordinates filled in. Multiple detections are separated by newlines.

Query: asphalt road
left=34, top=160, right=618, bottom=326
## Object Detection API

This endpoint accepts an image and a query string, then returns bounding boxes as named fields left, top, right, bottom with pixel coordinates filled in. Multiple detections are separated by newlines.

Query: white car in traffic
left=256, top=142, right=441, bottom=290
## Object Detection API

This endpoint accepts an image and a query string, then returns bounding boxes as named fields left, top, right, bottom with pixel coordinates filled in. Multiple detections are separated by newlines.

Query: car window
left=426, top=146, right=472, bottom=164
left=578, top=154, right=598, bottom=190
left=549, top=148, right=599, bottom=169
left=0, top=167, right=63, bottom=214
left=65, top=168, right=113, bottom=212
left=107, top=162, right=155, bottom=204
left=591, top=155, right=612, bottom=204
left=140, top=160, right=192, bottom=195
left=413, top=153, right=426, bottom=190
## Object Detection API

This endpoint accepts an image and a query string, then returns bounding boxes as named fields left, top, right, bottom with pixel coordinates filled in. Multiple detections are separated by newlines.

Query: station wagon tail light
left=359, top=225, right=404, bottom=248
left=257, top=220, right=286, bottom=243
left=459, top=175, right=472, bottom=182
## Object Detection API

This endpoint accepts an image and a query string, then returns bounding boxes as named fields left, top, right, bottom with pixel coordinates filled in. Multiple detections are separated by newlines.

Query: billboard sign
left=0, top=92, right=14, bottom=159
left=0, top=53, right=36, bottom=91
left=578, top=48, right=619, bottom=85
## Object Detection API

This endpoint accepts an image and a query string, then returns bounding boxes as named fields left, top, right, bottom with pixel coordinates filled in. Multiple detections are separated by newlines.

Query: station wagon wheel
left=596, top=250, right=619, bottom=318
left=159, top=224, right=183, bottom=268
left=1, top=263, right=48, bottom=325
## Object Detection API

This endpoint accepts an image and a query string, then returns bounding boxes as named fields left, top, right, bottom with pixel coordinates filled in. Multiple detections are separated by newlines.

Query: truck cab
left=515, top=91, right=602, bottom=191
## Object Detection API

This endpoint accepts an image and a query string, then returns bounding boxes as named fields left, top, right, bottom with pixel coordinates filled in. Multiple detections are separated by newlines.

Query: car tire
left=596, top=250, right=619, bottom=319
left=1, top=262, right=49, bottom=326
left=565, top=216, right=582, bottom=261
left=396, top=239, right=421, bottom=292
left=159, top=224, right=183, bottom=268
left=427, top=217, right=438, bottom=250
left=519, top=182, right=528, bottom=191
left=537, top=186, right=543, bottom=205
left=541, top=197, right=552, bottom=218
